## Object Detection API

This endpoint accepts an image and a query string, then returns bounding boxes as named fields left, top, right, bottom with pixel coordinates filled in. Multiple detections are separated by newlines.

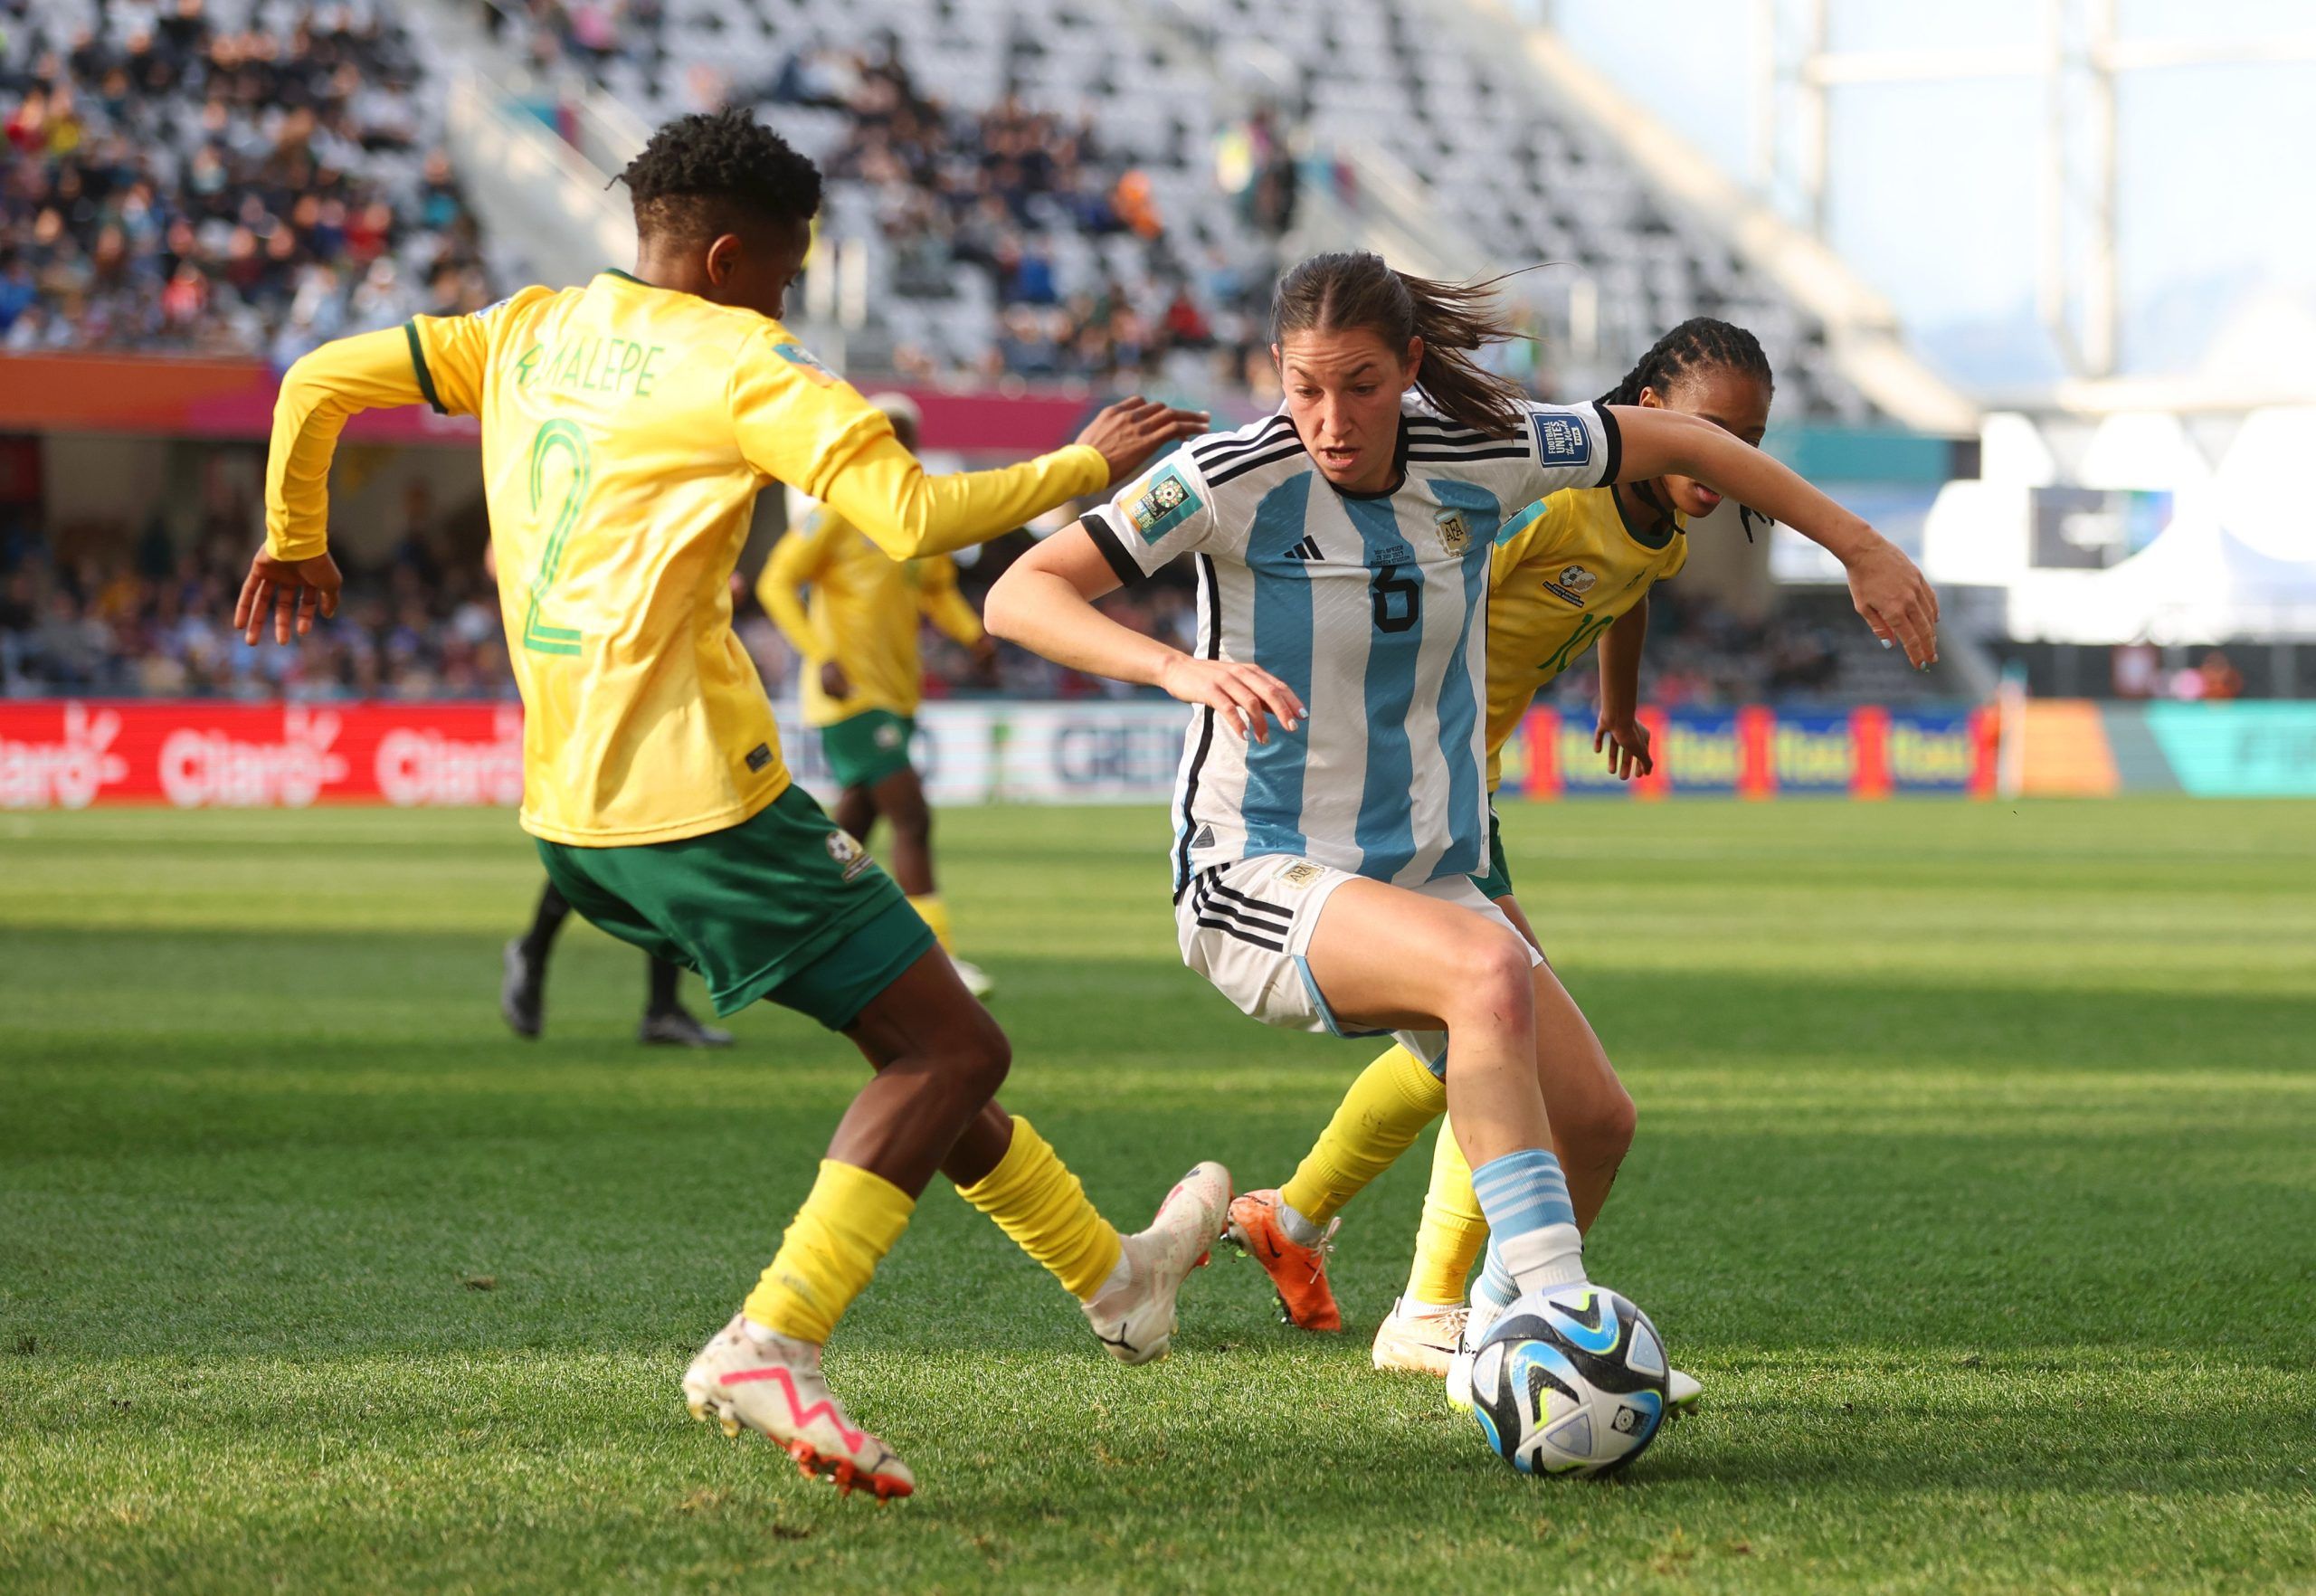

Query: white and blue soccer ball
left=1467, top=1284, right=1670, bottom=1477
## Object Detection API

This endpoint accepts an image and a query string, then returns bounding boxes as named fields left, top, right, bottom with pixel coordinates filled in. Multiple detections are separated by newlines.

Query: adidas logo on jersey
left=1191, top=824, right=1218, bottom=850
left=1283, top=536, right=1324, bottom=562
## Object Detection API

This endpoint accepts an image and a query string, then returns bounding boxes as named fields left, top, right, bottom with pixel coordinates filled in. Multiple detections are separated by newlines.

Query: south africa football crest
left=825, top=830, right=876, bottom=881
left=1542, top=564, right=1599, bottom=606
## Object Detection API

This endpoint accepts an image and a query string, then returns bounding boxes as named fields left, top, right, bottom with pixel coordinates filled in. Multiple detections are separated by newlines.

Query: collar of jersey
left=1324, top=417, right=1412, bottom=501
left=600, top=268, right=654, bottom=289
left=1611, top=479, right=1685, bottom=553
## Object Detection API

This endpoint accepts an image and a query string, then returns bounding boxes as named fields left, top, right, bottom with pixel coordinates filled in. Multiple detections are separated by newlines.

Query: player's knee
left=1454, top=932, right=1536, bottom=1031
left=1564, top=1083, right=1638, bottom=1166
left=947, top=1009, right=1011, bottom=1099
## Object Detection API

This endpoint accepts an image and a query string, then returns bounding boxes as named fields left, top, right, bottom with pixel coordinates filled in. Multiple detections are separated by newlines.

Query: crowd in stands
left=0, top=485, right=512, bottom=699
left=0, top=0, right=493, bottom=360
left=0, top=490, right=1886, bottom=709
left=808, top=51, right=1276, bottom=391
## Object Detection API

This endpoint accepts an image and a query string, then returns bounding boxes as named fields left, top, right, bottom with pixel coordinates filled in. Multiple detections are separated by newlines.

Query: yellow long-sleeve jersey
left=757, top=508, right=986, bottom=726
left=263, top=270, right=1105, bottom=845
left=1484, top=485, right=1688, bottom=791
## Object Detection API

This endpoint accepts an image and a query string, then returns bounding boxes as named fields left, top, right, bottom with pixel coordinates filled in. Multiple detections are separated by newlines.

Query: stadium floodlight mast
left=1758, top=0, right=2316, bottom=413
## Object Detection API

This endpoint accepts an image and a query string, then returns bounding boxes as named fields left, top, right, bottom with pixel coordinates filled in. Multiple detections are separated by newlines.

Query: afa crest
left=1435, top=509, right=1471, bottom=556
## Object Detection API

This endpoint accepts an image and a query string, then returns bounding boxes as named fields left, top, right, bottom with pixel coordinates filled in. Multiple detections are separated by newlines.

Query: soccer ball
left=1467, top=1283, right=1670, bottom=1477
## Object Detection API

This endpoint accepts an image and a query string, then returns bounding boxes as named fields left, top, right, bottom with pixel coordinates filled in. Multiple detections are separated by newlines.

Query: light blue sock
left=1469, top=1148, right=1585, bottom=1306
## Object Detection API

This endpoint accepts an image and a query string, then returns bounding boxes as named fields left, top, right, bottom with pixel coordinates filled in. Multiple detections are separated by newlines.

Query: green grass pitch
left=3, top=797, right=2312, bottom=1593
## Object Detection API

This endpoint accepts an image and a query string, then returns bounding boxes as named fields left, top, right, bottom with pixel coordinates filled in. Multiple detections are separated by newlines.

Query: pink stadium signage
left=0, top=700, right=2000, bottom=810
left=0, top=701, right=523, bottom=810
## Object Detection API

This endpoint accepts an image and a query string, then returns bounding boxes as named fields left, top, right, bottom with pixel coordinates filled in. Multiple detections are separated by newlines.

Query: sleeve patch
left=772, top=341, right=840, bottom=387
left=1126, top=464, right=1201, bottom=544
left=1532, top=410, right=1593, bottom=466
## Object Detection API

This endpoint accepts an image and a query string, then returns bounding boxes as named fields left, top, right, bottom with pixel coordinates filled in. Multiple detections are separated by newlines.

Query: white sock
left=1275, top=1197, right=1323, bottom=1247
left=1401, top=1296, right=1463, bottom=1317
left=1084, top=1249, right=1134, bottom=1304
left=1495, top=1222, right=1586, bottom=1297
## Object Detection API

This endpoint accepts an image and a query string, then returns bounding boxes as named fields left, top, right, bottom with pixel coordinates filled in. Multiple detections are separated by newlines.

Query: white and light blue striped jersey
left=1082, top=397, right=1621, bottom=896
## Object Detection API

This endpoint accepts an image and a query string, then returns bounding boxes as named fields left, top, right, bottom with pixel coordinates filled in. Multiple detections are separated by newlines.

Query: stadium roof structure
left=2006, top=499, right=2316, bottom=646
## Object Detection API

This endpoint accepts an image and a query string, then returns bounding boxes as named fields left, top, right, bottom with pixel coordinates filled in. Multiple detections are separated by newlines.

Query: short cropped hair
left=617, top=108, right=823, bottom=243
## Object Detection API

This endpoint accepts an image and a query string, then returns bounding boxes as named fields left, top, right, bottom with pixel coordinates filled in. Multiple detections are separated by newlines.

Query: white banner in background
left=776, top=700, right=1190, bottom=806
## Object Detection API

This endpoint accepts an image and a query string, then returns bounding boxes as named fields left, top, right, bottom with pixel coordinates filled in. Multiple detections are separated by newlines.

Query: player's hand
left=1594, top=713, right=1653, bottom=781
left=1157, top=654, right=1303, bottom=746
left=1077, top=397, right=1211, bottom=489
left=235, top=548, right=343, bottom=645
left=820, top=660, right=852, bottom=698
left=1846, top=537, right=1939, bottom=670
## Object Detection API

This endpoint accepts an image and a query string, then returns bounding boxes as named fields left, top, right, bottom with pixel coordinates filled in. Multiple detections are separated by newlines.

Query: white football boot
left=1444, top=1292, right=1503, bottom=1411
left=1080, top=1161, right=1232, bottom=1365
left=950, top=955, right=996, bottom=1000
left=1668, top=1368, right=1703, bottom=1411
left=1371, top=1297, right=1466, bottom=1377
left=682, top=1315, right=914, bottom=1500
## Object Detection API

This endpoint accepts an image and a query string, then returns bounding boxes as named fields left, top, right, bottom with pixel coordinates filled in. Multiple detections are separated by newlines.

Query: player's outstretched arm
left=1593, top=599, right=1652, bottom=781
left=984, top=527, right=1304, bottom=745
left=778, top=394, right=1209, bottom=564
left=1607, top=405, right=1940, bottom=667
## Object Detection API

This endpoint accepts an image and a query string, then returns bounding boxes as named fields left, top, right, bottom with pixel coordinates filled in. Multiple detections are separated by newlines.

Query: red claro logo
left=375, top=708, right=524, bottom=806
left=0, top=703, right=131, bottom=809
left=160, top=708, right=350, bottom=808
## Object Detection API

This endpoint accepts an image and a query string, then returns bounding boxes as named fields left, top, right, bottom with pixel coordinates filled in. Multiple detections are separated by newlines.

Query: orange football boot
left=1225, top=1189, right=1342, bottom=1331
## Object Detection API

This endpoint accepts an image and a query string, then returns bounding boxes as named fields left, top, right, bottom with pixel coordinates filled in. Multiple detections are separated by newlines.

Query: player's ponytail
left=1271, top=252, right=1531, bottom=437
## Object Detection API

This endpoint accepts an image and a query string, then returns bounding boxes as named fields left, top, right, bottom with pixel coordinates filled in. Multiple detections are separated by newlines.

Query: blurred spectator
left=0, top=504, right=1209, bottom=704
left=2197, top=649, right=2244, bottom=702
left=0, top=0, right=494, bottom=357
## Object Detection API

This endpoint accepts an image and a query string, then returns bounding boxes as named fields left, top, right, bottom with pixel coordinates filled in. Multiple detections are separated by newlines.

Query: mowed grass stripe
left=2, top=797, right=2311, bottom=1593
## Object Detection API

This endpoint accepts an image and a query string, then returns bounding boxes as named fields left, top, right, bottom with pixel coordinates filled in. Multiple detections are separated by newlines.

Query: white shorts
left=1176, top=855, right=1542, bottom=1072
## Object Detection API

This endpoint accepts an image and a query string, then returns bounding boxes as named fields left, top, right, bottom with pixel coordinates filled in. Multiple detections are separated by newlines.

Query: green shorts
left=535, top=784, right=935, bottom=1030
left=1468, top=803, right=1515, bottom=900
left=821, top=708, right=917, bottom=790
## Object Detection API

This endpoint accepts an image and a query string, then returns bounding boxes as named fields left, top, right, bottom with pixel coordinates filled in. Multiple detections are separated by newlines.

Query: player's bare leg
left=832, top=784, right=877, bottom=846
left=870, top=765, right=935, bottom=898
left=684, top=951, right=1005, bottom=1498
left=1300, top=879, right=1551, bottom=1165
left=872, top=763, right=993, bottom=999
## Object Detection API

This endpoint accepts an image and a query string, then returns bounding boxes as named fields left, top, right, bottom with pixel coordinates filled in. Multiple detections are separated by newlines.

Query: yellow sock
left=1403, top=1116, right=1490, bottom=1306
left=907, top=894, right=954, bottom=955
left=954, top=1116, right=1123, bottom=1300
left=1278, top=1043, right=1448, bottom=1227
left=743, top=1160, right=916, bottom=1344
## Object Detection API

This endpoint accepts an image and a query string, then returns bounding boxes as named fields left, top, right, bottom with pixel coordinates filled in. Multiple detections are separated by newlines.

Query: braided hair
left=1598, top=318, right=1777, bottom=539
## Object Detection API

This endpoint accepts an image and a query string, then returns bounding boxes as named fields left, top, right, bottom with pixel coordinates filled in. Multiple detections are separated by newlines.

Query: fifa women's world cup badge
left=1128, top=466, right=1201, bottom=543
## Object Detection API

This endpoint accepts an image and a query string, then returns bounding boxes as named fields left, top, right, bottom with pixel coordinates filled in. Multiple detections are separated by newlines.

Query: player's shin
left=951, top=1111, right=1124, bottom=1300
left=1403, top=1114, right=1489, bottom=1306
left=1277, top=1042, right=1446, bottom=1230
left=744, top=1159, right=917, bottom=1343
left=1467, top=1145, right=1585, bottom=1309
